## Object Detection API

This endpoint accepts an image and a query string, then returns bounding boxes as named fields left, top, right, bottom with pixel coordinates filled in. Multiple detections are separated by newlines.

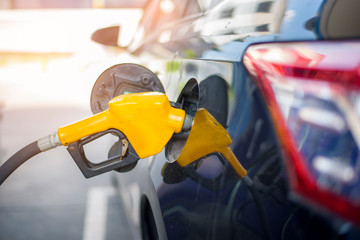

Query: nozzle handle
left=58, top=92, right=186, bottom=159
left=66, top=128, right=139, bottom=178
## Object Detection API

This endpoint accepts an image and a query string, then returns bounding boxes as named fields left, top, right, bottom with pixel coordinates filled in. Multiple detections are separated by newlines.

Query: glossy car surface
left=107, top=0, right=360, bottom=239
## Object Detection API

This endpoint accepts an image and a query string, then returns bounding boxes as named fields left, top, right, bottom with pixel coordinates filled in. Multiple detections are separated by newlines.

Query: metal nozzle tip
left=182, top=114, right=193, bottom=131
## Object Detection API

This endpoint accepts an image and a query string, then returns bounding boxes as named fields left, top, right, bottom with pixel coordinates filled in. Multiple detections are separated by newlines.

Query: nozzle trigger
left=66, top=128, right=139, bottom=178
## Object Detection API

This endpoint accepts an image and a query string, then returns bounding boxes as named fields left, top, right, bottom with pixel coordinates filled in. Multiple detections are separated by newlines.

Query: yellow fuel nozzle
left=176, top=108, right=247, bottom=178
left=0, top=91, right=191, bottom=184
left=58, top=92, right=186, bottom=159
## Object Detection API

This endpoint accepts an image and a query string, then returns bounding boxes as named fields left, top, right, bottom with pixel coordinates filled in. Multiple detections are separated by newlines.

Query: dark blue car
left=92, top=0, right=360, bottom=239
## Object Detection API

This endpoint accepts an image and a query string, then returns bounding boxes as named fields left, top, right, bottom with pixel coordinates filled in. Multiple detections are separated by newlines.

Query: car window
left=183, top=0, right=202, bottom=16
left=155, top=0, right=201, bottom=28
left=129, top=0, right=203, bottom=53
left=140, top=0, right=204, bottom=32
left=199, top=0, right=225, bottom=10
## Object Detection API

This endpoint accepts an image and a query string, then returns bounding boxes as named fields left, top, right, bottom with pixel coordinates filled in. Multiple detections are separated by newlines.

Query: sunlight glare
left=0, top=9, right=142, bottom=110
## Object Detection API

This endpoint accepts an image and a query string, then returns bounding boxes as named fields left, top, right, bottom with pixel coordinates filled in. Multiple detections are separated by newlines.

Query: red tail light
left=243, top=41, right=360, bottom=225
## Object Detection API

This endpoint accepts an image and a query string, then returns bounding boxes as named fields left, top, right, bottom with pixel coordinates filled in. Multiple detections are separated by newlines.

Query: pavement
left=0, top=107, right=133, bottom=240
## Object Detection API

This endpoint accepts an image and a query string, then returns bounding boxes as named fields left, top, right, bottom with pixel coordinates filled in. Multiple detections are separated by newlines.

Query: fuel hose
left=0, top=132, right=61, bottom=185
left=0, top=141, right=41, bottom=185
left=243, top=176, right=272, bottom=240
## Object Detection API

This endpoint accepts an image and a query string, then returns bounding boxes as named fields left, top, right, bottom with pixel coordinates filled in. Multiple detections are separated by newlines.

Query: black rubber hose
left=0, top=141, right=41, bottom=185
left=244, top=177, right=273, bottom=240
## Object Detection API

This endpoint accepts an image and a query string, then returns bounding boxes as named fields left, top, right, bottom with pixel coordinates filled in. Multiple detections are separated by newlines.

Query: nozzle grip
left=58, top=111, right=112, bottom=146
left=66, top=128, right=139, bottom=178
left=59, top=92, right=186, bottom=159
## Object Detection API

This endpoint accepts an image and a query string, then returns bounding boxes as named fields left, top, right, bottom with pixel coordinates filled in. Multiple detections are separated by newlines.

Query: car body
left=98, top=0, right=360, bottom=239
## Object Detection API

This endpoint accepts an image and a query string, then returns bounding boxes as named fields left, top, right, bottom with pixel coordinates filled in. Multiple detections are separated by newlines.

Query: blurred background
left=0, top=0, right=145, bottom=109
left=0, top=1, right=145, bottom=239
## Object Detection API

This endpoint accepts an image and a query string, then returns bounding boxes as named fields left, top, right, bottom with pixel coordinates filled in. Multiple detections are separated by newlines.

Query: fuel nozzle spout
left=182, top=114, right=193, bottom=132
